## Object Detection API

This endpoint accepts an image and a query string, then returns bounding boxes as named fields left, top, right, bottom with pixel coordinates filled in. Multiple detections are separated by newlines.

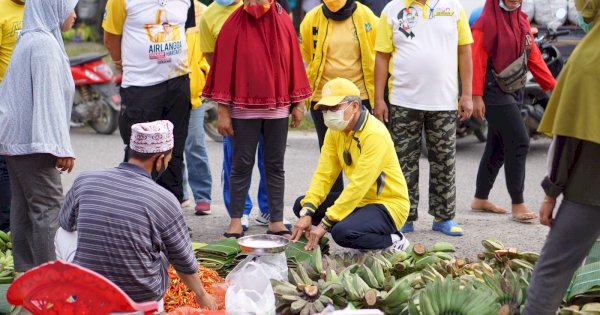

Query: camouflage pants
left=389, top=106, right=457, bottom=222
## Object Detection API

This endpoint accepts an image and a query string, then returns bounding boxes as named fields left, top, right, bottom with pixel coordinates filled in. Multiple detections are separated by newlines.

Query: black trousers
left=309, top=100, right=371, bottom=193
left=475, top=104, right=530, bottom=204
left=230, top=118, right=288, bottom=222
left=0, top=156, right=10, bottom=231
left=119, top=75, right=191, bottom=201
left=293, top=193, right=397, bottom=250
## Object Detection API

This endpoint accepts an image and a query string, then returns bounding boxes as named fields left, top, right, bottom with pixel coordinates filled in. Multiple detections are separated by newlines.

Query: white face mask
left=323, top=103, right=354, bottom=131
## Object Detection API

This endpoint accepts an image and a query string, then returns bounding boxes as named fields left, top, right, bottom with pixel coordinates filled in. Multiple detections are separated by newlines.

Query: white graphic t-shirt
left=103, top=0, right=191, bottom=88
left=375, top=0, right=473, bottom=111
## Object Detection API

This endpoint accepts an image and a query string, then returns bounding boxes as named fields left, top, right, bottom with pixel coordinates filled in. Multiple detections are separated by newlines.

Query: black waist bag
left=491, top=51, right=528, bottom=94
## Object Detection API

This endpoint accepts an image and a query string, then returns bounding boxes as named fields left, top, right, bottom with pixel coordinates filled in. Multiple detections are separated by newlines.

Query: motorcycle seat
left=69, top=52, right=108, bottom=66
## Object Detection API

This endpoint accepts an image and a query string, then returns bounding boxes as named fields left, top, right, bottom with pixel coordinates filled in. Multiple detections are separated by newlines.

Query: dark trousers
left=6, top=154, right=60, bottom=272
left=0, top=156, right=10, bottom=231
left=524, top=200, right=600, bottom=315
left=309, top=100, right=371, bottom=193
left=475, top=104, right=529, bottom=204
left=119, top=75, right=191, bottom=201
left=293, top=193, right=397, bottom=250
left=230, top=118, right=288, bottom=222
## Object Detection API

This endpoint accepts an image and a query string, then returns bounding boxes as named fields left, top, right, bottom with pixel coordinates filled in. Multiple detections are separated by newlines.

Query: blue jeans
left=182, top=105, right=212, bottom=203
left=222, top=136, right=269, bottom=216
left=0, top=156, right=10, bottom=231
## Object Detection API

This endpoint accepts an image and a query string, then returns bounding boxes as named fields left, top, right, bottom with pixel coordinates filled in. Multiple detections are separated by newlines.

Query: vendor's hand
left=305, top=225, right=327, bottom=251
left=473, top=96, right=486, bottom=121
left=291, top=215, right=312, bottom=242
left=539, top=196, right=557, bottom=227
left=217, top=104, right=234, bottom=136
left=374, top=98, right=388, bottom=123
left=195, top=291, right=218, bottom=310
left=458, top=95, right=473, bottom=122
left=55, top=157, right=75, bottom=173
left=290, top=103, right=304, bottom=128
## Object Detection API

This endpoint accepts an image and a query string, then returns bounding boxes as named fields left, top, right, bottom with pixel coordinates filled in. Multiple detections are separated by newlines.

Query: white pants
left=53, top=228, right=165, bottom=312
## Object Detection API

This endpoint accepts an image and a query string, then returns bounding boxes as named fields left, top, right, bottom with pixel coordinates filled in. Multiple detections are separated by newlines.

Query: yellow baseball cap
left=314, top=78, right=360, bottom=110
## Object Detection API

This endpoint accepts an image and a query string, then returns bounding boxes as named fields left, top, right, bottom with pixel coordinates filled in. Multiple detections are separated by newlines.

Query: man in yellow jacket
left=291, top=78, right=410, bottom=251
left=181, top=0, right=213, bottom=209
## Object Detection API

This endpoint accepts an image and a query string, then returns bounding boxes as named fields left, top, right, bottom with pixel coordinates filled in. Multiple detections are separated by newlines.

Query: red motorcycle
left=70, top=52, right=120, bottom=135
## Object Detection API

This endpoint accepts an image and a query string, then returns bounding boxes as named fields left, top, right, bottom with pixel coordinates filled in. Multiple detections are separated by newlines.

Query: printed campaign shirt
left=375, top=0, right=473, bottom=111
left=103, top=0, right=191, bottom=88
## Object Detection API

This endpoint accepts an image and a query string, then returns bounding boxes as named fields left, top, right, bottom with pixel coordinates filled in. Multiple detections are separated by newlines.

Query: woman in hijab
left=0, top=0, right=77, bottom=272
left=203, top=0, right=311, bottom=238
left=299, top=0, right=378, bottom=193
left=524, top=0, right=600, bottom=312
left=469, top=0, right=556, bottom=222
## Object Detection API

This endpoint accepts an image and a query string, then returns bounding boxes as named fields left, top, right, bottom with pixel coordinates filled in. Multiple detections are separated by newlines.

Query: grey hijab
left=0, top=0, right=79, bottom=158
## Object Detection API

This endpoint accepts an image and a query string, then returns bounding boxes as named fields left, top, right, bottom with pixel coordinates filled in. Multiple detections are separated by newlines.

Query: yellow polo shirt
left=198, top=1, right=243, bottom=53
left=375, top=0, right=472, bottom=110
left=0, top=0, right=24, bottom=82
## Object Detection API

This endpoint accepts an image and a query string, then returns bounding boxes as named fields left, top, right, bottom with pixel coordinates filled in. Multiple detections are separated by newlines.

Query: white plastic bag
left=225, top=260, right=277, bottom=315
left=567, top=0, right=581, bottom=25
left=534, top=0, right=568, bottom=26
left=522, top=0, right=536, bottom=21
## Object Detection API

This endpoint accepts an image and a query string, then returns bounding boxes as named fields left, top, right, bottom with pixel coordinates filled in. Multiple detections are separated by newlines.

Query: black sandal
left=223, top=232, right=244, bottom=239
left=266, top=229, right=292, bottom=236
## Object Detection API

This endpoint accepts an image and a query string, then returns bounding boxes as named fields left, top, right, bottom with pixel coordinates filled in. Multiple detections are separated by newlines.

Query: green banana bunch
left=409, top=276, right=498, bottom=315
left=482, top=237, right=505, bottom=253
left=428, top=241, right=456, bottom=253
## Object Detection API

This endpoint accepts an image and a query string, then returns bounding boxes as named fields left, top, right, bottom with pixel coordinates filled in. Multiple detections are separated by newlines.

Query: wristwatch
left=299, top=208, right=314, bottom=217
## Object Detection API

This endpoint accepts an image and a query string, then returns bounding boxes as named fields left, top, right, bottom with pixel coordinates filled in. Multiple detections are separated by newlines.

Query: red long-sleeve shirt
left=472, top=28, right=557, bottom=96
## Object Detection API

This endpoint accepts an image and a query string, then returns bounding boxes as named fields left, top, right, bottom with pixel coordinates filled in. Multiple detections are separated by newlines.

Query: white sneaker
left=385, top=232, right=410, bottom=253
left=256, top=212, right=292, bottom=229
left=241, top=215, right=249, bottom=231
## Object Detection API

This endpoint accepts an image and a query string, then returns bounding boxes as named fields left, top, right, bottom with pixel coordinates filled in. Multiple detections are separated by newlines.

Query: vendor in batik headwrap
left=202, top=0, right=312, bottom=239
left=524, top=0, right=600, bottom=312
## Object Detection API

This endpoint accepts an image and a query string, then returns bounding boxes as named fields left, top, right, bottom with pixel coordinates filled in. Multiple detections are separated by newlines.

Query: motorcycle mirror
left=555, top=8, right=567, bottom=20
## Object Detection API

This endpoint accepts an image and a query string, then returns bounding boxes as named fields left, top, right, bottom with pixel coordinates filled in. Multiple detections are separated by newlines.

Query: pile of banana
left=560, top=303, right=600, bottom=315
left=478, top=237, right=540, bottom=272
left=0, top=231, right=15, bottom=284
left=272, top=238, right=542, bottom=315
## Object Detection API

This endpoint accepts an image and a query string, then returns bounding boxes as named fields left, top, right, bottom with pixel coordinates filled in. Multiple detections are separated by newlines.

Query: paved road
left=63, top=126, right=553, bottom=259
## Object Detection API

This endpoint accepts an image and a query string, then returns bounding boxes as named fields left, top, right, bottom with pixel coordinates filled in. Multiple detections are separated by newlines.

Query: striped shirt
left=59, top=163, right=198, bottom=302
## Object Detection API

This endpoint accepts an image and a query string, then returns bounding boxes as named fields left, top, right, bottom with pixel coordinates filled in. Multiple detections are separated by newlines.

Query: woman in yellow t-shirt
left=299, top=0, right=378, bottom=193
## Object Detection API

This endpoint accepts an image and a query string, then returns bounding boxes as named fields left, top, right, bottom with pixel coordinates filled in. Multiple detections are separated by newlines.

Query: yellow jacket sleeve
left=321, top=132, right=387, bottom=228
left=301, top=131, right=342, bottom=211
left=102, top=0, right=126, bottom=35
left=199, top=14, right=216, bottom=53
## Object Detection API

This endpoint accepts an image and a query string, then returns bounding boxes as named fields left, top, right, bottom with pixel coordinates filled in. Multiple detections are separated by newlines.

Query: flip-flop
left=266, top=229, right=292, bottom=237
left=222, top=232, right=244, bottom=239
left=510, top=213, right=538, bottom=223
left=471, top=207, right=509, bottom=214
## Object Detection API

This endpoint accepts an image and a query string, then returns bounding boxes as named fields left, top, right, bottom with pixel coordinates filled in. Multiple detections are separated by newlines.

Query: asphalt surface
left=63, top=126, right=553, bottom=259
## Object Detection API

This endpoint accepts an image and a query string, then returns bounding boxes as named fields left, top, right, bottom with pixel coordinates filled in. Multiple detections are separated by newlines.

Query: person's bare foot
left=511, top=203, right=538, bottom=222
left=268, top=221, right=292, bottom=239
left=223, top=219, right=244, bottom=239
left=471, top=198, right=508, bottom=214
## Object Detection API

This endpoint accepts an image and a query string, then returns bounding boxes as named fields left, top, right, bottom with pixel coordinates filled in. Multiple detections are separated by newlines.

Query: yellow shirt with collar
left=301, top=111, right=410, bottom=229
left=198, top=1, right=243, bottom=54
left=0, top=0, right=24, bottom=82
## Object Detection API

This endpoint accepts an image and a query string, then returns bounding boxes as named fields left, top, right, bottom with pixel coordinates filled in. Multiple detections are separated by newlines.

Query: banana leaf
left=566, top=261, right=600, bottom=304
left=195, top=239, right=240, bottom=258
left=285, top=236, right=329, bottom=268
left=0, top=283, right=11, bottom=314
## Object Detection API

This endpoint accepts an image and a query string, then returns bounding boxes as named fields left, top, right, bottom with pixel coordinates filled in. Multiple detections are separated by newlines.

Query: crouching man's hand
left=305, top=224, right=328, bottom=251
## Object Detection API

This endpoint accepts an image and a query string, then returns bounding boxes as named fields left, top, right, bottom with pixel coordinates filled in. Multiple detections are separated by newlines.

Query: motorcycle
left=70, top=52, right=121, bottom=135
left=522, top=26, right=569, bottom=137
left=203, top=100, right=222, bottom=142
